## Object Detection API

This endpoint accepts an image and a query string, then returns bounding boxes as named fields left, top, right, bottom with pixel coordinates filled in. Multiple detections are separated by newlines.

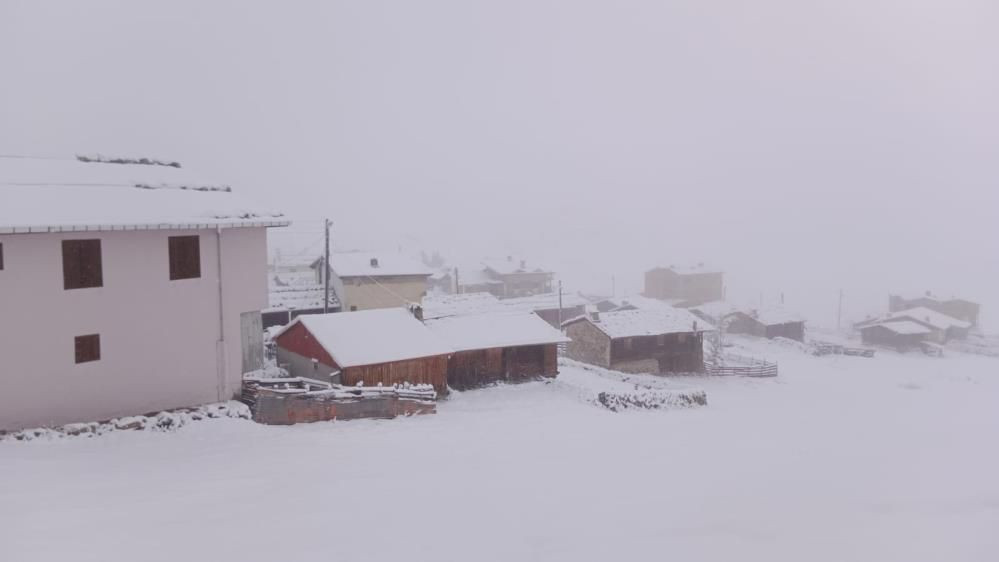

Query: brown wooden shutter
left=74, top=334, right=101, bottom=363
left=62, top=239, right=103, bottom=289
left=168, top=235, right=201, bottom=280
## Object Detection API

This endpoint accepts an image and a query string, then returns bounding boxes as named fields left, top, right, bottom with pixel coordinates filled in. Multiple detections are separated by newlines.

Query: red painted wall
left=275, top=322, right=339, bottom=369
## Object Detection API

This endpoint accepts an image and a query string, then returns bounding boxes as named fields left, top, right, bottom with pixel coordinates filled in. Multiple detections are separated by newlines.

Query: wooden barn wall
left=610, top=332, right=704, bottom=373
left=447, top=344, right=558, bottom=390
left=343, top=355, right=449, bottom=394
left=765, top=322, right=805, bottom=342
left=274, top=322, right=338, bottom=369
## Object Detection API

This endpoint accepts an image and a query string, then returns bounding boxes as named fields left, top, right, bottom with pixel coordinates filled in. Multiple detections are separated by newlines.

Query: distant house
left=889, top=293, right=980, bottom=328
left=0, top=154, right=287, bottom=432
left=453, top=256, right=553, bottom=298
left=273, top=308, right=453, bottom=394
left=499, top=292, right=589, bottom=329
left=426, top=312, right=568, bottom=390
left=688, top=300, right=740, bottom=325
left=318, top=252, right=432, bottom=312
left=563, top=308, right=709, bottom=374
left=859, top=321, right=932, bottom=352
left=859, top=307, right=971, bottom=343
left=723, top=308, right=806, bottom=342
left=644, top=264, right=724, bottom=305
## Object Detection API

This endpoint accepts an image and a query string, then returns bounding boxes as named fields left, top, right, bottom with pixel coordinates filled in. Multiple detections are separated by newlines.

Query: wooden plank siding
left=447, top=344, right=559, bottom=390
left=610, top=332, right=704, bottom=373
left=343, top=355, right=449, bottom=395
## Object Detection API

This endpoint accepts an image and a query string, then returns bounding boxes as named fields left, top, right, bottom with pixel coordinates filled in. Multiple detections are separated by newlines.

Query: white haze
left=2, top=0, right=997, bottom=329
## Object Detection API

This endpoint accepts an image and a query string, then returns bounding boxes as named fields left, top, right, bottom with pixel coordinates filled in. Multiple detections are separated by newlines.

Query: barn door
left=240, top=311, right=264, bottom=374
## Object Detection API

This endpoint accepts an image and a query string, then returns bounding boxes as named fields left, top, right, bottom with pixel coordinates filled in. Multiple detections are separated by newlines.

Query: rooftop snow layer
left=0, top=154, right=287, bottom=232
left=422, top=292, right=505, bottom=320
left=481, top=257, right=551, bottom=276
left=329, top=252, right=432, bottom=278
left=744, top=307, right=806, bottom=326
left=885, top=307, right=971, bottom=331
left=571, top=307, right=710, bottom=339
left=870, top=321, right=933, bottom=335
left=654, top=263, right=723, bottom=275
left=274, top=308, right=452, bottom=368
left=500, top=292, right=590, bottom=311
left=690, top=300, right=740, bottom=320
left=426, top=312, right=569, bottom=352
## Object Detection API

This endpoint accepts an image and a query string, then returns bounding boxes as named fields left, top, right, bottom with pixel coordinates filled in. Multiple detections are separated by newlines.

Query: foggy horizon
left=3, top=0, right=996, bottom=329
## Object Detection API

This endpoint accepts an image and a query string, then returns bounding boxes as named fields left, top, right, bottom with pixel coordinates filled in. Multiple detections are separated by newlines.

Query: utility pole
left=454, top=267, right=460, bottom=294
left=558, top=280, right=564, bottom=332
left=323, top=218, right=331, bottom=314
left=837, top=289, right=844, bottom=331
left=611, top=275, right=616, bottom=297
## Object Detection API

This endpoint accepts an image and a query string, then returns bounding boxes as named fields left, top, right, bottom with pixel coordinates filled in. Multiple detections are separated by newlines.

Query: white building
left=0, top=154, right=287, bottom=431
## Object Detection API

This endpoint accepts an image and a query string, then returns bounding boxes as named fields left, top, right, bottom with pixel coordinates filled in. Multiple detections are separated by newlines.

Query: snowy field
left=2, top=338, right=998, bottom=562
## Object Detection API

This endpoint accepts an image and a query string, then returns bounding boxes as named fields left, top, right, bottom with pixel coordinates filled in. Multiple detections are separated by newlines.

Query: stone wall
left=565, top=320, right=611, bottom=368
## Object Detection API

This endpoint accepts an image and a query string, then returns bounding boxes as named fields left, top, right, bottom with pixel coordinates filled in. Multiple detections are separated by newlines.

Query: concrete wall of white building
left=0, top=227, right=268, bottom=431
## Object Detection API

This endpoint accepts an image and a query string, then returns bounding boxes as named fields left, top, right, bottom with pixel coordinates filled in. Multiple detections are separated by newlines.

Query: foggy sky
left=2, top=0, right=997, bottom=329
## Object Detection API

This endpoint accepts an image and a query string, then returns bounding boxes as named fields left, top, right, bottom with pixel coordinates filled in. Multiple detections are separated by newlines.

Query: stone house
left=563, top=308, right=709, bottom=374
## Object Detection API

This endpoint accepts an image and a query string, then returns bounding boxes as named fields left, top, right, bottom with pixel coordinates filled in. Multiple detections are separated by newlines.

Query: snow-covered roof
left=481, top=257, right=552, bottom=276
left=266, top=285, right=339, bottom=312
left=867, top=321, right=932, bottom=335
left=426, top=312, right=569, bottom=352
left=885, top=307, right=971, bottom=331
left=500, top=292, right=590, bottom=312
left=690, top=300, right=740, bottom=320
left=422, top=292, right=505, bottom=320
left=567, top=307, right=710, bottom=339
left=0, top=154, right=287, bottom=233
left=329, top=252, right=432, bottom=278
left=456, top=267, right=503, bottom=287
left=653, top=263, right=723, bottom=275
left=274, top=308, right=452, bottom=368
left=737, top=307, right=806, bottom=326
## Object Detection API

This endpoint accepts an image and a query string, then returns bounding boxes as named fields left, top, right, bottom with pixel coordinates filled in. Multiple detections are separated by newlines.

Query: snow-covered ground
left=2, top=337, right=998, bottom=562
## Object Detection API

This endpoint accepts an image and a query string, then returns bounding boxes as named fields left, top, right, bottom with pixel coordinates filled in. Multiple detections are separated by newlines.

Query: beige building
left=326, top=252, right=432, bottom=312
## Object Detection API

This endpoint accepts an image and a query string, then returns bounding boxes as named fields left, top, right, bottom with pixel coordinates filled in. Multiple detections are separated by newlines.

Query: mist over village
left=1, top=2, right=997, bottom=562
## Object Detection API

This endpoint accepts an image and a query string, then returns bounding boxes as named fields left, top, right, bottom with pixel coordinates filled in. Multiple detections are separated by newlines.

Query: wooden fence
left=706, top=354, right=778, bottom=378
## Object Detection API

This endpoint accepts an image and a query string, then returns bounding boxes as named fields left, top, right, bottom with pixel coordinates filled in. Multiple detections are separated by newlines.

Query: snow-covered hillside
left=2, top=339, right=997, bottom=562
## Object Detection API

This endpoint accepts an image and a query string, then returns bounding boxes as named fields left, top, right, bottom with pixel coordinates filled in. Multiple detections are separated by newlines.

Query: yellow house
left=328, top=252, right=431, bottom=312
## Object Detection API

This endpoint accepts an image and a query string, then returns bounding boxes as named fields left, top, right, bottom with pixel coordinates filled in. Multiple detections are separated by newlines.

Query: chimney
left=408, top=304, right=424, bottom=321
left=370, top=258, right=379, bottom=268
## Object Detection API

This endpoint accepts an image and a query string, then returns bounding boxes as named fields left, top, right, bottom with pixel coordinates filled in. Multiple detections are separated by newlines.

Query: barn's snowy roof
left=426, top=312, right=569, bottom=352
left=482, top=257, right=552, bottom=276
left=868, top=321, right=932, bottom=335
left=274, top=308, right=452, bottom=368
left=567, top=307, right=710, bottom=339
left=0, top=154, right=287, bottom=233
left=885, top=307, right=971, bottom=331
left=422, top=292, right=505, bottom=320
left=329, top=252, right=432, bottom=278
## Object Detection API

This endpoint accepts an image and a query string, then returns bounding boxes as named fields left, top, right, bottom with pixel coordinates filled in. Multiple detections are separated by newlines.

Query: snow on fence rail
left=241, top=377, right=437, bottom=425
left=706, top=354, right=778, bottom=378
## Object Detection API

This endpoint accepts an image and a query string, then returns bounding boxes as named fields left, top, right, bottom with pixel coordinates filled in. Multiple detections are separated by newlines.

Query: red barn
left=273, top=308, right=453, bottom=394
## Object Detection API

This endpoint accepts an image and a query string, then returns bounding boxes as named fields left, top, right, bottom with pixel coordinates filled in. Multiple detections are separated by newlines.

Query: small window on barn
left=62, top=239, right=103, bottom=290
left=74, top=334, right=101, bottom=364
left=168, top=235, right=201, bottom=280
left=350, top=306, right=358, bottom=312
